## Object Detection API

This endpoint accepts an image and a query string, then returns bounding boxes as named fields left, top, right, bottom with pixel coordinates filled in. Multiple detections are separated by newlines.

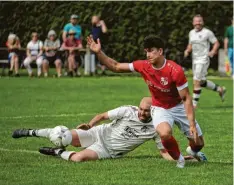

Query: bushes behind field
left=0, top=1, right=232, bottom=67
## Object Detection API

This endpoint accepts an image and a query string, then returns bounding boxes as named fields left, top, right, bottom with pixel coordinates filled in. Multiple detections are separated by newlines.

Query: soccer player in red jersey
left=87, top=35, right=207, bottom=168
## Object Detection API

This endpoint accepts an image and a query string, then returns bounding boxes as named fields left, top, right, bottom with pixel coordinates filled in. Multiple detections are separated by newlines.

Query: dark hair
left=143, top=35, right=165, bottom=52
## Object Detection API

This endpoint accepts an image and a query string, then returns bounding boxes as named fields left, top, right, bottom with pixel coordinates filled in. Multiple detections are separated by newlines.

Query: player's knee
left=200, top=80, right=207, bottom=87
left=23, top=58, right=30, bottom=66
left=70, top=153, right=86, bottom=162
left=160, top=132, right=172, bottom=140
left=61, top=130, right=73, bottom=146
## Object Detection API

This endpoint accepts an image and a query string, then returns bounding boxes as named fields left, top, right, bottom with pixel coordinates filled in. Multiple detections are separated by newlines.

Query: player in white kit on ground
left=12, top=97, right=179, bottom=162
left=184, top=14, right=226, bottom=108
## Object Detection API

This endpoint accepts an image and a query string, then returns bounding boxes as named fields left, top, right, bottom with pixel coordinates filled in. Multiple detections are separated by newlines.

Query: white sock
left=27, top=66, right=32, bottom=75
left=59, top=151, right=75, bottom=161
left=178, top=154, right=184, bottom=161
left=29, top=129, right=52, bottom=138
left=37, top=67, right=42, bottom=76
left=206, top=80, right=217, bottom=91
left=44, top=73, right=48, bottom=77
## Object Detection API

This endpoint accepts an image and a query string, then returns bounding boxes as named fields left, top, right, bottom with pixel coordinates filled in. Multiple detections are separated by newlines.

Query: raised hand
left=87, top=36, right=101, bottom=53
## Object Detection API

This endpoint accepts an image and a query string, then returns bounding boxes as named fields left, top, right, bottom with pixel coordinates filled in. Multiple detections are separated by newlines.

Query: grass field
left=0, top=75, right=233, bottom=185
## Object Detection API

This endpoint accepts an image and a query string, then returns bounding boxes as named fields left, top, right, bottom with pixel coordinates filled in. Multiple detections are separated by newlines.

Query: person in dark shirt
left=91, top=15, right=108, bottom=75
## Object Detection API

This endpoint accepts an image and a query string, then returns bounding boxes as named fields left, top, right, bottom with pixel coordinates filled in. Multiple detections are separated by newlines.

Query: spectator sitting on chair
left=62, top=14, right=82, bottom=76
left=6, top=33, right=21, bottom=77
left=91, top=15, right=108, bottom=75
left=43, top=30, right=62, bottom=78
left=62, top=29, right=83, bottom=77
left=23, top=32, right=43, bottom=77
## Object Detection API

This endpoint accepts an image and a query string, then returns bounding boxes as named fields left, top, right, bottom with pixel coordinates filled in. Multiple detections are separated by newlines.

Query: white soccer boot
left=176, top=154, right=185, bottom=168
left=186, top=146, right=207, bottom=162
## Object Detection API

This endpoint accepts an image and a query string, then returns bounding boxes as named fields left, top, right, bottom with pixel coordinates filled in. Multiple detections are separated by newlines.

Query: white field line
left=0, top=147, right=38, bottom=154
left=0, top=113, right=96, bottom=120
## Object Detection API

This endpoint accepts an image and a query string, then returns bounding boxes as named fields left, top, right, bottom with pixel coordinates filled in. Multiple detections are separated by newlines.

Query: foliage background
left=0, top=1, right=232, bottom=68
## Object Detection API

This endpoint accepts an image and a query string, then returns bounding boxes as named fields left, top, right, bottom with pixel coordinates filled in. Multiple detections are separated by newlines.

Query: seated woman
left=6, top=33, right=21, bottom=77
left=61, top=29, right=83, bottom=77
left=23, top=32, right=43, bottom=77
left=43, top=30, right=62, bottom=77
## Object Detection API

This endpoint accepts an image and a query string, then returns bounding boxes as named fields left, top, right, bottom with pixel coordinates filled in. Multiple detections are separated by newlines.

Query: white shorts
left=192, top=62, right=210, bottom=81
left=151, top=103, right=202, bottom=138
left=74, top=125, right=111, bottom=159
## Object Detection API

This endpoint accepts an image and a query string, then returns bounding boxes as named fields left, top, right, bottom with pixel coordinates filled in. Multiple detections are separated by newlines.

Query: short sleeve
left=208, top=30, right=217, bottom=44
left=172, top=66, right=188, bottom=91
left=63, top=24, right=70, bottom=32
left=224, top=27, right=229, bottom=38
left=39, top=41, right=43, bottom=48
left=27, top=42, right=30, bottom=49
left=56, top=39, right=61, bottom=48
left=108, top=106, right=129, bottom=120
left=129, top=60, right=145, bottom=73
left=188, top=31, right=192, bottom=44
left=44, top=39, right=48, bottom=47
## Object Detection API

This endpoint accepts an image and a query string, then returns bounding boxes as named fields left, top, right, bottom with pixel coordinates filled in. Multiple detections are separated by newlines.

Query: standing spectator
left=224, top=17, right=234, bottom=79
left=62, top=29, right=83, bottom=77
left=6, top=33, right=21, bottom=77
left=184, top=14, right=226, bottom=108
left=23, top=32, right=43, bottom=77
left=91, top=15, right=108, bottom=75
left=43, top=30, right=62, bottom=78
left=62, top=14, right=82, bottom=76
left=62, top=14, right=82, bottom=42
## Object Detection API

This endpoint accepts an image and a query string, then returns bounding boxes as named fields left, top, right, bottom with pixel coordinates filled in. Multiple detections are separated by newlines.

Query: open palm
left=87, top=36, right=101, bottom=53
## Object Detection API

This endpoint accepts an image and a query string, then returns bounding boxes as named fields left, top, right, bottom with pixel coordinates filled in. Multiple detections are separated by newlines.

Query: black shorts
left=43, top=55, right=60, bottom=64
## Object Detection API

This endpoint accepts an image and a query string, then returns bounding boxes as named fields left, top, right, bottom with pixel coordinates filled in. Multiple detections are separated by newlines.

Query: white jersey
left=27, top=40, right=43, bottom=56
left=189, top=27, right=217, bottom=64
left=101, top=106, right=162, bottom=158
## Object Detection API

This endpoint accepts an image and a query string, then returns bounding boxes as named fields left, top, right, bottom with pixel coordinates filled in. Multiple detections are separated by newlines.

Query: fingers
left=97, top=38, right=101, bottom=45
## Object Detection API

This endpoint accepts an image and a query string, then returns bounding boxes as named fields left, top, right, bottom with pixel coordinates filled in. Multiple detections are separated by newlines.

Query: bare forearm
left=211, top=41, right=220, bottom=53
left=88, top=114, right=108, bottom=127
left=183, top=96, right=195, bottom=125
left=186, top=44, right=192, bottom=53
left=96, top=51, right=119, bottom=72
left=160, top=150, right=174, bottom=161
left=224, top=38, right=228, bottom=50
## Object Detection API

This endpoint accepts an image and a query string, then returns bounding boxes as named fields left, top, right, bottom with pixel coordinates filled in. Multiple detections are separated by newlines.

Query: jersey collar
left=151, top=58, right=167, bottom=70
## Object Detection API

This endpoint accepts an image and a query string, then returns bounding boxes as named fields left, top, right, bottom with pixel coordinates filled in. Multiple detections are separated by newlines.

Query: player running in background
left=184, top=14, right=226, bottom=108
left=87, top=35, right=207, bottom=168
left=12, top=97, right=179, bottom=162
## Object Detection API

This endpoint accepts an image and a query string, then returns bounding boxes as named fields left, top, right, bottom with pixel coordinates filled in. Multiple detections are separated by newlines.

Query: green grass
left=0, top=76, right=233, bottom=185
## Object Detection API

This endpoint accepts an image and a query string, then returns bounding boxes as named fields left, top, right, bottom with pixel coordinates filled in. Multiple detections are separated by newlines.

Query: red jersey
left=64, top=38, right=81, bottom=47
left=129, top=59, right=188, bottom=109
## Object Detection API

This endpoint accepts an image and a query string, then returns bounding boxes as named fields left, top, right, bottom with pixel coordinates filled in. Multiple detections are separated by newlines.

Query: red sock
left=161, top=136, right=181, bottom=160
left=189, top=140, right=203, bottom=153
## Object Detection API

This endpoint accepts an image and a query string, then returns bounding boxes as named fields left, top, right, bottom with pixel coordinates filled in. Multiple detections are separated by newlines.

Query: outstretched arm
left=88, top=112, right=109, bottom=128
left=87, top=36, right=131, bottom=73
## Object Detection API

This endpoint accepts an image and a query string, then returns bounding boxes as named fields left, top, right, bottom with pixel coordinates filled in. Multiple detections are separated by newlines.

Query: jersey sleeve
left=172, top=66, right=188, bottom=91
left=188, top=30, right=192, bottom=44
left=208, top=30, right=218, bottom=44
left=107, top=106, right=129, bottom=120
left=224, top=27, right=229, bottom=38
left=129, top=60, right=144, bottom=73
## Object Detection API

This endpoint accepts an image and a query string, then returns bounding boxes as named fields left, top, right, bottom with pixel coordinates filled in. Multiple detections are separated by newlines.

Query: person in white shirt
left=184, top=14, right=226, bottom=108
left=12, top=97, right=181, bottom=162
left=23, top=32, right=43, bottom=77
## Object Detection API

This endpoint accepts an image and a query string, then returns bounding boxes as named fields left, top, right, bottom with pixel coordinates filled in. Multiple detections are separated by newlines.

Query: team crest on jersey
left=160, top=77, right=168, bottom=85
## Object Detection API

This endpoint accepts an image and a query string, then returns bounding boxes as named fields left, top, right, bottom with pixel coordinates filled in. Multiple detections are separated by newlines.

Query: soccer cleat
left=12, top=128, right=31, bottom=138
left=176, top=155, right=185, bottom=168
left=186, top=146, right=207, bottom=162
left=218, top=86, right=226, bottom=102
left=39, top=147, right=64, bottom=156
